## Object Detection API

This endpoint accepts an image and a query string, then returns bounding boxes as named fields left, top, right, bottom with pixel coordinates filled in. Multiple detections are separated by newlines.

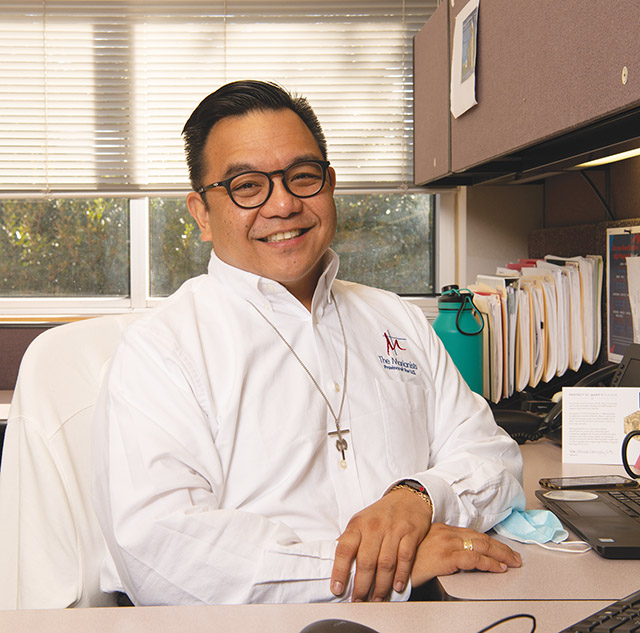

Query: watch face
left=402, top=479, right=427, bottom=494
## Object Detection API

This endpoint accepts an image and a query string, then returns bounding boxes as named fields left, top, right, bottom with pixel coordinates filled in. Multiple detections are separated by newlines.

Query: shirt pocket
left=374, top=378, right=431, bottom=476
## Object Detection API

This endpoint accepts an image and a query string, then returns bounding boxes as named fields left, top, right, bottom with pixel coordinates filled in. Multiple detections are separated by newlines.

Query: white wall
left=465, top=184, right=544, bottom=284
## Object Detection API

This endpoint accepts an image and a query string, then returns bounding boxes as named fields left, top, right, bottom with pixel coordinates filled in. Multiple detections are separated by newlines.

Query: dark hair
left=182, top=80, right=328, bottom=190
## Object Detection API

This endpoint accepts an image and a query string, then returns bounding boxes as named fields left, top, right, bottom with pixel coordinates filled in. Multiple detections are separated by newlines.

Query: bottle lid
left=438, top=285, right=474, bottom=304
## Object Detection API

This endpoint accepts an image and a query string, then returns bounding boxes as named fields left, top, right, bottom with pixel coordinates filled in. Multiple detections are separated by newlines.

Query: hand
left=410, top=523, right=522, bottom=587
left=331, top=487, right=432, bottom=602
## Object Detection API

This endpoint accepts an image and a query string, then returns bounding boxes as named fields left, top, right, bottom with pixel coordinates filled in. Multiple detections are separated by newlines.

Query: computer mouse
left=299, top=619, right=380, bottom=633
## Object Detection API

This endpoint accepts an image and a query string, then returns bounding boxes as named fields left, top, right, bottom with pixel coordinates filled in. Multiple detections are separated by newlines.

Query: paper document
left=607, top=227, right=640, bottom=362
left=450, top=0, right=479, bottom=118
left=536, top=260, right=571, bottom=377
left=626, top=256, right=640, bottom=344
left=472, top=251, right=603, bottom=400
left=521, top=270, right=557, bottom=383
left=476, top=275, right=518, bottom=397
left=563, top=387, right=640, bottom=465
left=514, top=287, right=531, bottom=392
left=469, top=285, right=503, bottom=403
left=519, top=278, right=544, bottom=388
left=546, top=254, right=603, bottom=366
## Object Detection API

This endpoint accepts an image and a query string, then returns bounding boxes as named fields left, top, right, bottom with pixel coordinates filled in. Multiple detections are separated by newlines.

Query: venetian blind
left=0, top=1, right=436, bottom=195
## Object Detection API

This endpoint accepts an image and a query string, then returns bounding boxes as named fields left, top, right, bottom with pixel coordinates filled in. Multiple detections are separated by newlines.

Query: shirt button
left=333, top=382, right=341, bottom=392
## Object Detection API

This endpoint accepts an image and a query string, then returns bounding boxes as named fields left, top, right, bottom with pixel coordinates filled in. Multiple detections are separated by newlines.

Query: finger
left=390, top=534, right=419, bottom=596
left=455, top=550, right=509, bottom=573
left=458, top=533, right=522, bottom=568
left=331, top=532, right=361, bottom=596
left=473, top=534, right=522, bottom=568
left=368, top=536, right=406, bottom=601
left=351, top=533, right=384, bottom=601
left=370, top=529, right=422, bottom=600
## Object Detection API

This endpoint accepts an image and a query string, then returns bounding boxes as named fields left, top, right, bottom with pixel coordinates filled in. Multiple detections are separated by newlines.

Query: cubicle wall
left=0, top=325, right=54, bottom=391
left=0, top=324, right=57, bottom=466
left=414, top=0, right=640, bottom=186
left=528, top=218, right=640, bottom=373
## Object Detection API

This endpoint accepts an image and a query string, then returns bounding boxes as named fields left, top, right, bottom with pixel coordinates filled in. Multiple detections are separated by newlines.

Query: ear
left=327, top=166, right=337, bottom=193
left=186, top=191, right=213, bottom=243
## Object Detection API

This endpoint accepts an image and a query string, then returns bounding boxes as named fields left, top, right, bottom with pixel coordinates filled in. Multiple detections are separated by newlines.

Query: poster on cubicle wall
left=450, top=0, right=479, bottom=118
left=607, top=226, right=640, bottom=363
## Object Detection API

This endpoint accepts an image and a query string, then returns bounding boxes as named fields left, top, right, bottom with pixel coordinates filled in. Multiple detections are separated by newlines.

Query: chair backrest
left=0, top=313, right=140, bottom=609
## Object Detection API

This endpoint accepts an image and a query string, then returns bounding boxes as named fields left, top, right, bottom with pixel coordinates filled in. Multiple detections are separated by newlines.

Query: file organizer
left=469, top=255, right=603, bottom=403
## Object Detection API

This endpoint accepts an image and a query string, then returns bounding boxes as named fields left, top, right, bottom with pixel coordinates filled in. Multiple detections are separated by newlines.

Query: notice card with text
left=562, top=387, right=640, bottom=464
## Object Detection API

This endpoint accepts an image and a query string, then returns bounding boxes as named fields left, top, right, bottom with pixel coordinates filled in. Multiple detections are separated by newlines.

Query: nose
left=259, top=174, right=302, bottom=217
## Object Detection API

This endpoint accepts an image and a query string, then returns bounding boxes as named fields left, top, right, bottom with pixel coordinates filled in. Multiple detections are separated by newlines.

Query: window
left=149, top=193, right=434, bottom=298
left=0, top=2, right=437, bottom=314
left=0, top=198, right=129, bottom=297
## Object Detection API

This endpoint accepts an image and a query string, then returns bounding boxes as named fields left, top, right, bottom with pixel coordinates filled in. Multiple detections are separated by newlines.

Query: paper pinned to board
left=626, top=256, right=640, bottom=344
left=607, top=227, right=640, bottom=362
left=450, top=0, right=479, bottom=118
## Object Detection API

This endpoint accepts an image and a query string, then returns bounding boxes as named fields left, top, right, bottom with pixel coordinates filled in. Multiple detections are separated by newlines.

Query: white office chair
left=0, top=313, right=140, bottom=609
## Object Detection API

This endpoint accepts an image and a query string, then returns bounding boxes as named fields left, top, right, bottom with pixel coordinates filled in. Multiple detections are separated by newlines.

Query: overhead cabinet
left=414, top=0, right=640, bottom=187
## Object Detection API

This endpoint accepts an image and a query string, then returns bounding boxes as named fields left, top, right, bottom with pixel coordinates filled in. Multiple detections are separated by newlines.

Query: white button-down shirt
left=92, top=250, right=524, bottom=605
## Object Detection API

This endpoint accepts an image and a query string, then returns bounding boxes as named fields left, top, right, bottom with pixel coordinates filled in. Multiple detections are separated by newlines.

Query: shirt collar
left=206, top=248, right=340, bottom=316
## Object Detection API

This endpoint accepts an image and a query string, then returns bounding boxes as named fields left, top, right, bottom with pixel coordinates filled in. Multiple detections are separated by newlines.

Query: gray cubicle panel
left=0, top=324, right=57, bottom=468
left=0, top=324, right=54, bottom=391
left=413, top=0, right=450, bottom=185
left=414, top=0, right=640, bottom=186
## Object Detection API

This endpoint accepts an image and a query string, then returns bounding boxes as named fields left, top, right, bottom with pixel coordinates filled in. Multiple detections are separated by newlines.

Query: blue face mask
left=493, top=509, right=591, bottom=553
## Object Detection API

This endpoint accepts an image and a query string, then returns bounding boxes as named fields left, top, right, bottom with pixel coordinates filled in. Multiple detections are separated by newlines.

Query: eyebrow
left=220, top=154, right=323, bottom=180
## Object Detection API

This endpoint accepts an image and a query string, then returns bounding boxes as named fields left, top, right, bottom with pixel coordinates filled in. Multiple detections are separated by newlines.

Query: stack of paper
left=545, top=255, right=603, bottom=365
left=470, top=254, right=603, bottom=403
left=471, top=291, right=503, bottom=403
left=469, top=274, right=519, bottom=401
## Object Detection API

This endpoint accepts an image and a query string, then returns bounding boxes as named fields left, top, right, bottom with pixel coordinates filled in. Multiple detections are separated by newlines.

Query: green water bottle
left=432, top=285, right=484, bottom=395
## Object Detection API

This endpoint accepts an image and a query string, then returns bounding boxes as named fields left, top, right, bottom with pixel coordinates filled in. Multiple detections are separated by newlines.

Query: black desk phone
left=493, top=343, right=640, bottom=444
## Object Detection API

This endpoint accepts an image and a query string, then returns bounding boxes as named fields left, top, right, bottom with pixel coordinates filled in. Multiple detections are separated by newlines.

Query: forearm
left=415, top=444, right=525, bottom=532
left=420, top=397, right=525, bottom=531
left=105, top=506, right=347, bottom=604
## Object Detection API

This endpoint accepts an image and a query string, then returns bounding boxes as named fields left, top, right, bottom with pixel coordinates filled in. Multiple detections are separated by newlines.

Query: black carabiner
left=454, top=292, right=484, bottom=337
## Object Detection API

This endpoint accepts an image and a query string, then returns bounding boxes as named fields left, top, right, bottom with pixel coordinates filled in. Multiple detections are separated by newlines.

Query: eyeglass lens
left=622, top=430, right=640, bottom=478
left=229, top=161, right=325, bottom=207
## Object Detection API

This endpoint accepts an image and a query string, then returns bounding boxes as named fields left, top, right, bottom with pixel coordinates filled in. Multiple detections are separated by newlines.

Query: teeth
left=264, top=229, right=302, bottom=243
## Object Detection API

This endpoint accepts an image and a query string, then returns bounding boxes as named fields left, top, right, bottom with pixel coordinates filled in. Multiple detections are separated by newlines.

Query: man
left=92, top=80, right=525, bottom=606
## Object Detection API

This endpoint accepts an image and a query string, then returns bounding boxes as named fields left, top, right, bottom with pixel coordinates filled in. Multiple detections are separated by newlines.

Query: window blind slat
left=0, top=0, right=436, bottom=194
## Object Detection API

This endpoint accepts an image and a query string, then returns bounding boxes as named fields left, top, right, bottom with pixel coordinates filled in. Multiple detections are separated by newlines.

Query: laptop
left=536, top=487, right=640, bottom=558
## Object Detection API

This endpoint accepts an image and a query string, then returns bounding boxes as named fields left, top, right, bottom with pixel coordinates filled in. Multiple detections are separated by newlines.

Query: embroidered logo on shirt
left=384, top=331, right=406, bottom=355
left=378, top=330, right=419, bottom=376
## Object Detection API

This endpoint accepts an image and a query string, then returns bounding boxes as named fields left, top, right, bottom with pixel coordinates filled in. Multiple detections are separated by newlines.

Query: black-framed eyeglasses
left=197, top=159, right=330, bottom=209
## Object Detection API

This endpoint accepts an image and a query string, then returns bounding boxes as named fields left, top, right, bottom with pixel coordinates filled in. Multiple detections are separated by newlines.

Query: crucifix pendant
left=329, top=430, right=350, bottom=469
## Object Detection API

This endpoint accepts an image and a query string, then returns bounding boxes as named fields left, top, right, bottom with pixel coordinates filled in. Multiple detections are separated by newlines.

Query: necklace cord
left=248, top=292, right=349, bottom=450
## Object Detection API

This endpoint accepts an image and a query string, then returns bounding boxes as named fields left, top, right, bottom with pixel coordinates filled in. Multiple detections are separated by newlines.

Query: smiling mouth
left=261, top=228, right=308, bottom=243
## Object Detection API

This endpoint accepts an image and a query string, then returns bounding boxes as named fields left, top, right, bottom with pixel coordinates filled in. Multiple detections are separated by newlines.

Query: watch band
left=390, top=479, right=433, bottom=516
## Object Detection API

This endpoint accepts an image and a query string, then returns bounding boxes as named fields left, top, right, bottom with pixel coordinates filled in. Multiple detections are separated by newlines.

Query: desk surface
left=0, top=600, right=612, bottom=633
left=439, top=439, right=640, bottom=601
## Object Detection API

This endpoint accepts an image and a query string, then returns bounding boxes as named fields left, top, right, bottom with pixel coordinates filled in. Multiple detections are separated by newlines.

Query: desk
left=0, top=599, right=612, bottom=633
left=439, top=439, right=640, bottom=601
left=0, top=439, right=634, bottom=632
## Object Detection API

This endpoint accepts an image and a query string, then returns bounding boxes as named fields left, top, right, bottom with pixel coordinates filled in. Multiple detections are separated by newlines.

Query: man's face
left=186, top=108, right=337, bottom=305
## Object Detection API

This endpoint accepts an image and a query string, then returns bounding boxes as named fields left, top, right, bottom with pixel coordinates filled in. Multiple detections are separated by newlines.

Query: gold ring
left=462, top=538, right=474, bottom=552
